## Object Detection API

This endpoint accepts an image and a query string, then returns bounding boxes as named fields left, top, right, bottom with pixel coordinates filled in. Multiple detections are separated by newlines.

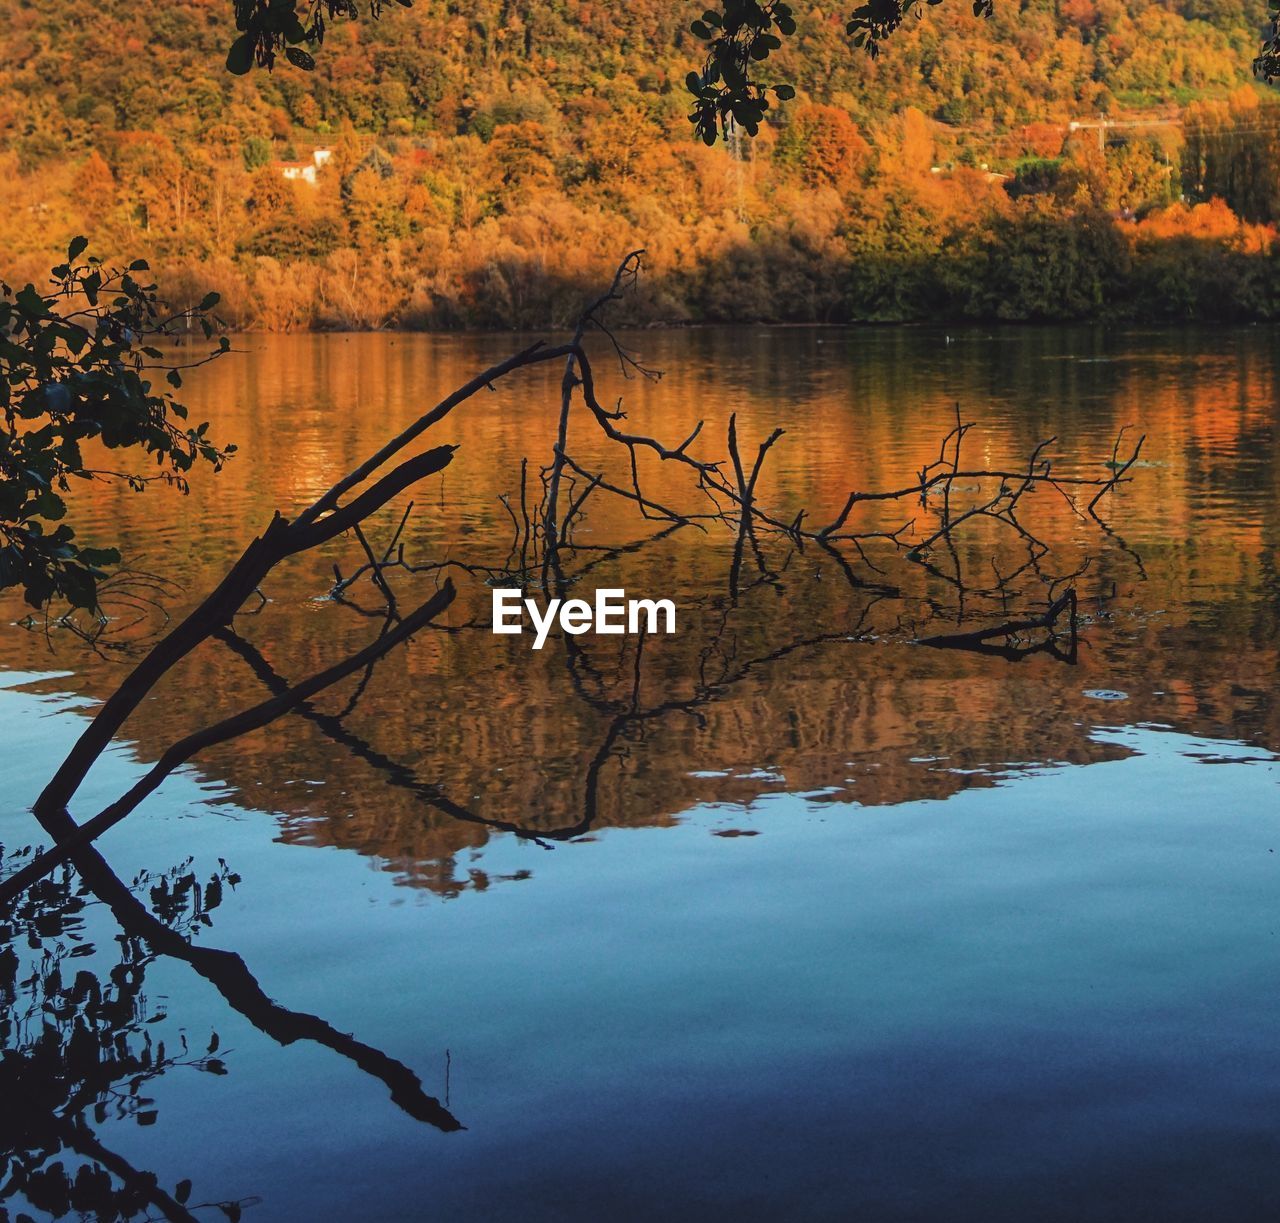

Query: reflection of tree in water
left=2, top=256, right=1151, bottom=912
left=1, top=839, right=461, bottom=1221
left=0, top=258, right=1157, bottom=1211
left=0, top=849, right=251, bottom=1222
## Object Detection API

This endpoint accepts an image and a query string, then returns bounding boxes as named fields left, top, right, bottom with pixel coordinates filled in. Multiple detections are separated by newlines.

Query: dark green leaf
left=226, top=34, right=254, bottom=75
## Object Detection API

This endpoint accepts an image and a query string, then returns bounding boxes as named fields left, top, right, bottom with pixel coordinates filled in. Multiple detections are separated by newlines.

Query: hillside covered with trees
left=4, top=0, right=1280, bottom=326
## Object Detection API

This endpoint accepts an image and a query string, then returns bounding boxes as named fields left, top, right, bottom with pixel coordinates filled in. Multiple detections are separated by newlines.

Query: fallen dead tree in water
left=0, top=250, right=1153, bottom=1223
left=2, top=250, right=1140, bottom=906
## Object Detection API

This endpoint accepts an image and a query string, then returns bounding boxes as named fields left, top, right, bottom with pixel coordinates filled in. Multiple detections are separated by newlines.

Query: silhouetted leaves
left=211, top=0, right=1280, bottom=145
left=1, top=246, right=233, bottom=611
left=684, top=1, right=794, bottom=143
left=683, top=0, right=1007, bottom=142
left=0, top=847, right=239, bottom=1220
left=228, top=0, right=395, bottom=76
left=1256, top=0, right=1280, bottom=79
left=226, top=32, right=255, bottom=73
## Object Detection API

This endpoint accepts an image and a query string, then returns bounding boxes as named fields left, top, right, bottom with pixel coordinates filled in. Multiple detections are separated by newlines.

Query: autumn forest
left=5, top=0, right=1280, bottom=328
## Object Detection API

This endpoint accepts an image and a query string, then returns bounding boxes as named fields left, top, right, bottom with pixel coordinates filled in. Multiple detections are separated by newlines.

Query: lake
left=2, top=326, right=1278, bottom=1222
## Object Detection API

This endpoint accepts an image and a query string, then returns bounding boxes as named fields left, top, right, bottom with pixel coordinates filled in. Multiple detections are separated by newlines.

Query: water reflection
left=0, top=326, right=1278, bottom=1219
left=1, top=850, right=248, bottom=1221
left=1, top=326, right=1277, bottom=896
left=0, top=832, right=460, bottom=1218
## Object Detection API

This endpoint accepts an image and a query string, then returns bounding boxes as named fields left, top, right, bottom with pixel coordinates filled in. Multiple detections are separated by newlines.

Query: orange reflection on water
left=2, top=326, right=1276, bottom=894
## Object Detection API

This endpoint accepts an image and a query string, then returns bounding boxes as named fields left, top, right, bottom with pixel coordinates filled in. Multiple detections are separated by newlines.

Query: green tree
left=243, top=134, right=274, bottom=170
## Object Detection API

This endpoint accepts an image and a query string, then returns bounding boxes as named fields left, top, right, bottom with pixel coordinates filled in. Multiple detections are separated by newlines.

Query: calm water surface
left=2, top=327, right=1278, bottom=1221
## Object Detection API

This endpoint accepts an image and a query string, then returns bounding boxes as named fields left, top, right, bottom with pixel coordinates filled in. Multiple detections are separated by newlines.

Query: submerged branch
left=915, top=588, right=1079, bottom=662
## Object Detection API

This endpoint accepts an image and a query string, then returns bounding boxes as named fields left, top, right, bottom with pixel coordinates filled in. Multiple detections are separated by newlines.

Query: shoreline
left=191, top=316, right=1280, bottom=338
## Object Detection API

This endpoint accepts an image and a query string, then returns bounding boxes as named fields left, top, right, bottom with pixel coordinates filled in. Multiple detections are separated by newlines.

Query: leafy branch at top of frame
left=684, top=0, right=996, bottom=143
left=684, top=1, right=797, bottom=146
left=220, top=0, right=1280, bottom=148
left=1, top=239, right=234, bottom=613
left=226, top=0, right=411, bottom=75
left=222, top=0, right=979, bottom=137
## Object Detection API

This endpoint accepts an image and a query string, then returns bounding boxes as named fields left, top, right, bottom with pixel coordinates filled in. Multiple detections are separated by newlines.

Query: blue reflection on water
left=2, top=678, right=1279, bottom=1222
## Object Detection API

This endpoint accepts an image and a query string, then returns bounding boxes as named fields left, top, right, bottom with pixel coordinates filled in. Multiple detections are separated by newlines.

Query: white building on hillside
left=277, top=147, right=332, bottom=186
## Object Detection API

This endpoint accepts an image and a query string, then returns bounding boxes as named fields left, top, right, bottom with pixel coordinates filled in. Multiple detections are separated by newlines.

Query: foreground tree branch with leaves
left=0, top=241, right=233, bottom=612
